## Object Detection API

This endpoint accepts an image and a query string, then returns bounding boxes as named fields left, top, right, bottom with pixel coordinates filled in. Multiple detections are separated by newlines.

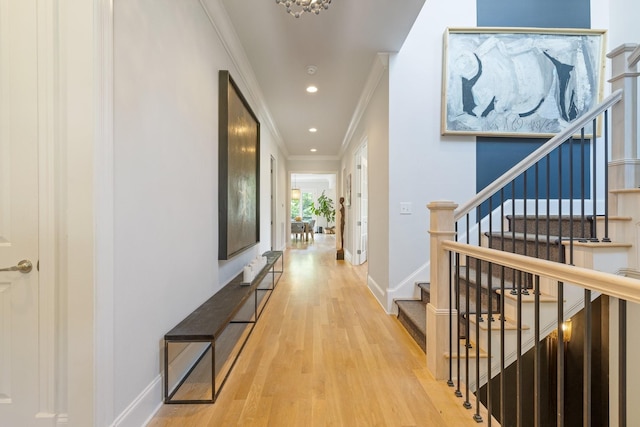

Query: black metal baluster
left=619, top=299, right=627, bottom=427
left=559, top=141, right=564, bottom=264
left=534, top=275, right=541, bottom=427
left=546, top=155, right=551, bottom=260
left=523, top=170, right=529, bottom=295
left=511, top=180, right=517, bottom=295
left=591, top=119, right=599, bottom=242
left=580, top=128, right=587, bottom=241
left=584, top=289, right=592, bottom=427
left=474, top=255, right=483, bottom=423
left=569, top=137, right=575, bottom=265
left=464, top=214, right=472, bottom=410
left=500, top=187, right=506, bottom=426
left=517, top=269, right=523, bottom=427
left=535, top=163, right=540, bottom=259
left=487, top=197, right=494, bottom=426
left=558, top=141, right=565, bottom=426
left=603, top=112, right=611, bottom=242
left=557, top=281, right=565, bottom=427
left=456, top=249, right=463, bottom=399
left=449, top=251, right=454, bottom=388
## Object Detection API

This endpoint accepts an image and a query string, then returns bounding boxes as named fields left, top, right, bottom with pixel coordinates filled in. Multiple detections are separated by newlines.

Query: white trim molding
left=36, top=0, right=59, bottom=421
left=199, top=0, right=288, bottom=157
left=340, top=53, right=390, bottom=157
left=94, top=0, right=115, bottom=426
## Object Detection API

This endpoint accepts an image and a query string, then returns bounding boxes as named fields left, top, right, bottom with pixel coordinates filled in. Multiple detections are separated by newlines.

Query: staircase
left=395, top=214, right=592, bottom=352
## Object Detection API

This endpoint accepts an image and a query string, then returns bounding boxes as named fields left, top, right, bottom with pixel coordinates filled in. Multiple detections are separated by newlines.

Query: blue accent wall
left=475, top=0, right=592, bottom=196
left=477, top=0, right=590, bottom=29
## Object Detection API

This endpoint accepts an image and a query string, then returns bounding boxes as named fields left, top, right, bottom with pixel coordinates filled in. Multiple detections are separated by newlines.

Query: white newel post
left=607, top=44, right=640, bottom=195
left=426, top=201, right=457, bottom=380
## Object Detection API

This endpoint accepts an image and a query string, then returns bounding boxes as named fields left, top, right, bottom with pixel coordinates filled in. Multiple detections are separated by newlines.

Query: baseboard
left=110, top=376, right=161, bottom=427
left=367, top=276, right=388, bottom=312
left=56, top=414, right=69, bottom=427
left=111, top=342, right=207, bottom=427
left=386, top=262, right=429, bottom=311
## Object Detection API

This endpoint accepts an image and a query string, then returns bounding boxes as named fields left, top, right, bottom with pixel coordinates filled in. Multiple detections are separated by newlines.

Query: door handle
left=0, top=260, right=33, bottom=273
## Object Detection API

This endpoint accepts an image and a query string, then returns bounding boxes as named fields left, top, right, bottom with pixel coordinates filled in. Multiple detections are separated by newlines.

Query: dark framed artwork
left=442, top=27, right=606, bottom=137
left=218, top=70, right=260, bottom=260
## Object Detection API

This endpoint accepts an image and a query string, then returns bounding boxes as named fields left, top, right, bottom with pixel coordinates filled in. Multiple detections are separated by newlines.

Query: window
left=291, top=191, right=314, bottom=220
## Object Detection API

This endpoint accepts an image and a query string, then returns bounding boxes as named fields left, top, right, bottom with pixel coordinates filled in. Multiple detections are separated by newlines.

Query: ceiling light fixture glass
left=275, top=0, right=332, bottom=18
left=310, top=148, right=317, bottom=152
left=292, top=175, right=301, bottom=200
left=309, top=128, right=317, bottom=132
left=306, top=85, right=318, bottom=93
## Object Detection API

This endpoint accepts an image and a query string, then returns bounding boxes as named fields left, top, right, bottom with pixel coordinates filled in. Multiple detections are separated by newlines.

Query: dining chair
left=305, top=219, right=316, bottom=241
left=291, top=222, right=305, bottom=240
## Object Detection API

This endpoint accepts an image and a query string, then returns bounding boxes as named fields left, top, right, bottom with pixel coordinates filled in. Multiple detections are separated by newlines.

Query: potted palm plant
left=310, top=191, right=335, bottom=233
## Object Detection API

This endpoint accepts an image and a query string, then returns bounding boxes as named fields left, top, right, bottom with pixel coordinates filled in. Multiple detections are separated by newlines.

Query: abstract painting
left=442, top=28, right=606, bottom=136
left=219, top=70, right=260, bottom=260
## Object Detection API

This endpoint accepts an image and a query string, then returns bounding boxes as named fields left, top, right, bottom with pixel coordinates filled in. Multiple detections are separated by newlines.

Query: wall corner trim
left=339, top=52, right=390, bottom=156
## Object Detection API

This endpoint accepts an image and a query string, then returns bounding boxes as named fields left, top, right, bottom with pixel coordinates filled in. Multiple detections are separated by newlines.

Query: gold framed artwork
left=442, top=27, right=607, bottom=137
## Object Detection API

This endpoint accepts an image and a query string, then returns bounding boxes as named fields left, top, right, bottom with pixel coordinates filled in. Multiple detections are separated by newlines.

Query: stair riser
left=487, top=237, right=564, bottom=263
left=501, top=296, right=558, bottom=322
left=455, top=277, right=501, bottom=314
left=397, top=308, right=426, bottom=352
left=420, top=286, right=430, bottom=304
left=508, top=216, right=595, bottom=239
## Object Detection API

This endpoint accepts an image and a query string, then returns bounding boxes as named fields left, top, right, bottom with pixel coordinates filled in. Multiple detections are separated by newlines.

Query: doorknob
left=0, top=260, right=33, bottom=273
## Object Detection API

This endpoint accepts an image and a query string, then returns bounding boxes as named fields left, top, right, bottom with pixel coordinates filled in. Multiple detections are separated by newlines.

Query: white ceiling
left=218, top=0, right=426, bottom=158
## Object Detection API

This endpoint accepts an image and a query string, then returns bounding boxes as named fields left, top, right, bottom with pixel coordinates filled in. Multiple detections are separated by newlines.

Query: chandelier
left=275, top=0, right=332, bottom=18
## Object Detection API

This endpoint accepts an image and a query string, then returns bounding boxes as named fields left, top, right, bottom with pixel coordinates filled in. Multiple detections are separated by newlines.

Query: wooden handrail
left=454, top=89, right=624, bottom=221
left=629, top=44, right=640, bottom=68
left=442, top=240, right=640, bottom=304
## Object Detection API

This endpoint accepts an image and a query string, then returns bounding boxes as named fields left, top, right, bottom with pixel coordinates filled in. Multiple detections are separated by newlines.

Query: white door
left=359, top=148, right=368, bottom=263
left=353, top=142, right=368, bottom=265
left=0, top=0, right=41, bottom=425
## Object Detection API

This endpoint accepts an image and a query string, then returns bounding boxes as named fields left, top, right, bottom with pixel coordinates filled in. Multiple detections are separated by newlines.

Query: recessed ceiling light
left=306, top=86, right=318, bottom=93
left=309, top=128, right=317, bottom=133
left=310, top=148, right=317, bottom=152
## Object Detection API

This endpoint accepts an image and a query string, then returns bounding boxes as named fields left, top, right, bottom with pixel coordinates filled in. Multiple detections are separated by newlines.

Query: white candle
left=243, top=266, right=253, bottom=283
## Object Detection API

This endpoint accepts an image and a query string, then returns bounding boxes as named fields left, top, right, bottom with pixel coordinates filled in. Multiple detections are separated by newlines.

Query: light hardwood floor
left=148, top=234, right=488, bottom=426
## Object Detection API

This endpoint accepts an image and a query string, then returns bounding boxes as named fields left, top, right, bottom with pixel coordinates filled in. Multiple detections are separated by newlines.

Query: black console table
left=163, top=250, right=283, bottom=404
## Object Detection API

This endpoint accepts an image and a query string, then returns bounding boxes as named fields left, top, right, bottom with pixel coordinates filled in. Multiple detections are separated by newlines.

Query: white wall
left=384, top=0, right=477, bottom=309
left=606, top=0, right=640, bottom=48
left=340, top=57, right=390, bottom=304
left=113, top=0, right=285, bottom=423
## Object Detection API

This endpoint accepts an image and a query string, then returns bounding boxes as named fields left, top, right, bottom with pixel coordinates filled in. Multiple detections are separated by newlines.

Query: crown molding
left=288, top=154, right=341, bottom=162
left=339, top=52, right=390, bottom=157
left=199, top=0, right=289, bottom=157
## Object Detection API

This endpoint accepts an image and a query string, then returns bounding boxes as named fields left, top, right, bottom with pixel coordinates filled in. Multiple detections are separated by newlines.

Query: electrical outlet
left=400, top=202, right=412, bottom=215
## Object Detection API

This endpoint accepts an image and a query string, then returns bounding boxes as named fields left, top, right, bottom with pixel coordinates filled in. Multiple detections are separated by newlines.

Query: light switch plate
left=400, top=202, right=412, bottom=215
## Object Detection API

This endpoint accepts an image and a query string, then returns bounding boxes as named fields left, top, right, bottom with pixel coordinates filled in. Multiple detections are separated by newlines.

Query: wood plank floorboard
left=148, top=234, right=489, bottom=426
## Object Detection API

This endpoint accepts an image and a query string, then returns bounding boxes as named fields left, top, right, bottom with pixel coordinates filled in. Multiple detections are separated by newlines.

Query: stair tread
left=506, top=214, right=596, bottom=220
left=417, top=282, right=430, bottom=292
left=467, top=314, right=528, bottom=330
left=485, top=231, right=564, bottom=243
left=395, top=299, right=426, bottom=334
left=496, top=289, right=557, bottom=303
left=444, top=339, right=489, bottom=359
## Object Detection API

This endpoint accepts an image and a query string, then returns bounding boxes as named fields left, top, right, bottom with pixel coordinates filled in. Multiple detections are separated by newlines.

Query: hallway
left=149, top=234, right=483, bottom=426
